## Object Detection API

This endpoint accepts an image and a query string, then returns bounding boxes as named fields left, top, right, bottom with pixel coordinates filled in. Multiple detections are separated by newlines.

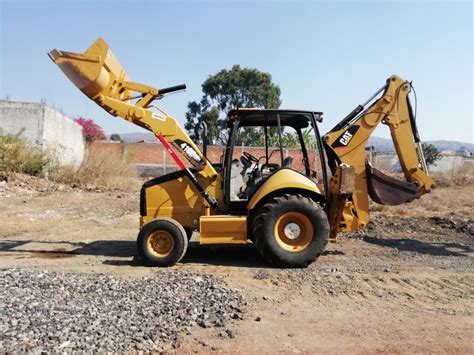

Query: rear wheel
left=252, top=194, right=329, bottom=268
left=137, top=218, right=188, bottom=267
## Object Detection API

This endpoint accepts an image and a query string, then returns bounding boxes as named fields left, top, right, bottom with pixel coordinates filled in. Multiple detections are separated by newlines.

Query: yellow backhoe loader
left=49, top=38, right=434, bottom=267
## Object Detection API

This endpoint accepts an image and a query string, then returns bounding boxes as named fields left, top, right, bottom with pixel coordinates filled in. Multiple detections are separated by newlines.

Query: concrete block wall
left=0, top=101, right=44, bottom=145
left=0, top=101, right=85, bottom=167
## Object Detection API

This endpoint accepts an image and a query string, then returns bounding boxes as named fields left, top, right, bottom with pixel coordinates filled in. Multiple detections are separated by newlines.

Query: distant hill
left=426, top=140, right=473, bottom=152
left=368, top=137, right=473, bottom=153
left=115, top=132, right=472, bottom=152
left=367, top=137, right=396, bottom=152
left=117, top=132, right=157, bottom=143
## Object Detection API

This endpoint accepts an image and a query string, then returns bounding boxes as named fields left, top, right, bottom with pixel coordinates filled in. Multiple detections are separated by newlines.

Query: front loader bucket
left=48, top=38, right=131, bottom=102
left=366, top=162, right=419, bottom=206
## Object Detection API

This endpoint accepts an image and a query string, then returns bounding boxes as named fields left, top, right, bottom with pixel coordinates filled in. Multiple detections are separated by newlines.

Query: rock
left=198, top=320, right=212, bottom=328
left=225, top=329, right=235, bottom=339
left=231, top=313, right=242, bottom=320
left=218, top=330, right=228, bottom=339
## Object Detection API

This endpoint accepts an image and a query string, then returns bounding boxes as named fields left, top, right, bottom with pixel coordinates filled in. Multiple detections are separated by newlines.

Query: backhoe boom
left=324, top=75, right=434, bottom=236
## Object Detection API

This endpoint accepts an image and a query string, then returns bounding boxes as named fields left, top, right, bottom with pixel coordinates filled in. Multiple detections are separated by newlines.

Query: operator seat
left=283, top=156, right=293, bottom=168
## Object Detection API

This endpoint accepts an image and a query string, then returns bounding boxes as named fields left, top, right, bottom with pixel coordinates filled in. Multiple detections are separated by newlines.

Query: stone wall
left=0, top=101, right=85, bottom=167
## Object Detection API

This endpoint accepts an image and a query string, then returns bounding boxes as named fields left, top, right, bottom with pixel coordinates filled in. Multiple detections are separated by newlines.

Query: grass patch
left=430, top=164, right=474, bottom=187
left=52, top=147, right=140, bottom=191
left=1, top=134, right=140, bottom=191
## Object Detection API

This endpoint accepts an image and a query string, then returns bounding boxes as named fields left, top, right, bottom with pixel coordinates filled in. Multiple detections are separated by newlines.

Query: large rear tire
left=137, top=218, right=188, bottom=267
left=252, top=194, right=329, bottom=268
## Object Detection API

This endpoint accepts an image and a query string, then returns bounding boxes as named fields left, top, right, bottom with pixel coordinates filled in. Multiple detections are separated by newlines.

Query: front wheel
left=137, top=218, right=188, bottom=267
left=252, top=194, right=329, bottom=268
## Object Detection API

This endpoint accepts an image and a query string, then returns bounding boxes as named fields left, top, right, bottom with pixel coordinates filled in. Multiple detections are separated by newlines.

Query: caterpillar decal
left=331, top=125, right=360, bottom=150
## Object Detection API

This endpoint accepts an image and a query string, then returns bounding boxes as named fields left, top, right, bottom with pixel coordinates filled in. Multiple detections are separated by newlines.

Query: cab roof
left=226, top=109, right=323, bottom=129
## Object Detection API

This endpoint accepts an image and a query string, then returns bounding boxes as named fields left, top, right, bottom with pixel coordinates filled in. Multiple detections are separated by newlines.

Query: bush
left=0, top=134, right=139, bottom=191
left=110, top=133, right=123, bottom=142
left=0, top=134, right=52, bottom=176
left=422, top=143, right=442, bottom=168
left=75, top=117, right=106, bottom=143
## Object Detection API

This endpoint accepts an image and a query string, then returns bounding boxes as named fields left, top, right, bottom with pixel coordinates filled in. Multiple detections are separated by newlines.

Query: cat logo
left=339, top=131, right=353, bottom=146
left=331, top=125, right=360, bottom=150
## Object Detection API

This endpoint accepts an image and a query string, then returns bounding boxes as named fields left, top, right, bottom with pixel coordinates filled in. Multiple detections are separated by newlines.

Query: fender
left=247, top=169, right=322, bottom=210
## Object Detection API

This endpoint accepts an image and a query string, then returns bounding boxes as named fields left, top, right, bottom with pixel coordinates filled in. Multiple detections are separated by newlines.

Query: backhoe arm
left=48, top=38, right=219, bottom=209
left=323, top=75, right=434, bottom=237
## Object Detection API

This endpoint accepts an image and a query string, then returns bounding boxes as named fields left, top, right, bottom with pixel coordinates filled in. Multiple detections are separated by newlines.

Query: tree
left=184, top=103, right=220, bottom=144
left=422, top=143, right=442, bottom=167
left=74, top=117, right=106, bottom=143
left=110, top=133, right=123, bottom=142
left=185, top=65, right=281, bottom=145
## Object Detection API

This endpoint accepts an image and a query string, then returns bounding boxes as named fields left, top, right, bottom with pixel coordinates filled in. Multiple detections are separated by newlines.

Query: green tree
left=110, top=133, right=123, bottom=142
left=185, top=65, right=281, bottom=145
left=184, top=102, right=220, bottom=145
left=422, top=143, right=442, bottom=167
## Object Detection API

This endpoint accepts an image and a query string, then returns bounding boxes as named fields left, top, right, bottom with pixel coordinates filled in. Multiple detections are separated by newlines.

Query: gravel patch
left=0, top=268, right=244, bottom=352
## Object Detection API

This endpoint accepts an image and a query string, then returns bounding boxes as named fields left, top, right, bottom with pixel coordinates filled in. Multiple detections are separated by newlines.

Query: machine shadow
left=104, top=242, right=271, bottom=268
left=362, top=236, right=473, bottom=257
left=1, top=239, right=344, bottom=268
left=180, top=242, right=267, bottom=267
left=0, top=239, right=135, bottom=258
left=103, top=241, right=344, bottom=268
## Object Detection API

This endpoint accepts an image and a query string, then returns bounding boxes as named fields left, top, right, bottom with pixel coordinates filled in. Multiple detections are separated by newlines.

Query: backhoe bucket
left=48, top=38, right=131, bottom=102
left=366, top=162, right=419, bottom=206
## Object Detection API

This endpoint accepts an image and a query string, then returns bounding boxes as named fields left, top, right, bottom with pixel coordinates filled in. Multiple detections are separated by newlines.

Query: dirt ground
left=1, top=175, right=473, bottom=353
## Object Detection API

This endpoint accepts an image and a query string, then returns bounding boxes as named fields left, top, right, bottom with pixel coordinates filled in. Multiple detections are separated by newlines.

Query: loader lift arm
left=48, top=38, right=219, bottom=209
left=323, top=75, right=435, bottom=237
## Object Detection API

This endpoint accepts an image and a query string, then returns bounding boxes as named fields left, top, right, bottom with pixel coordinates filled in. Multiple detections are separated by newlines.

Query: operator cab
left=222, top=109, right=328, bottom=212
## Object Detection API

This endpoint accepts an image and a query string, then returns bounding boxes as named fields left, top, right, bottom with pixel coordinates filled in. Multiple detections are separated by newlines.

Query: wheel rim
left=274, top=212, right=313, bottom=252
left=148, top=231, right=174, bottom=257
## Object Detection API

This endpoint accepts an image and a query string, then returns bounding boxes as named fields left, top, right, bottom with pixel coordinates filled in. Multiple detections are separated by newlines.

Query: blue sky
left=1, top=0, right=472, bottom=143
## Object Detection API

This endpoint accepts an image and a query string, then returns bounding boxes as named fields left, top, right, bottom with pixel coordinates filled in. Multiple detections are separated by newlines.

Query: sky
left=1, top=0, right=472, bottom=143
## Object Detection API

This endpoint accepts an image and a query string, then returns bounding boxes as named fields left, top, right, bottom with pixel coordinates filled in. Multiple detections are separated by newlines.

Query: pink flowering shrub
left=74, top=117, right=106, bottom=143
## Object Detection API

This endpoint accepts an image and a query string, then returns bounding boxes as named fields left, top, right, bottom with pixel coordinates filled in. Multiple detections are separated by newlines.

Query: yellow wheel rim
left=274, top=212, right=313, bottom=252
left=148, top=231, right=174, bottom=257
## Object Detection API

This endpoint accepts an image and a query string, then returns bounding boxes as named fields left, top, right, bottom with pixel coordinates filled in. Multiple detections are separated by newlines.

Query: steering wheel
left=243, top=151, right=259, bottom=164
